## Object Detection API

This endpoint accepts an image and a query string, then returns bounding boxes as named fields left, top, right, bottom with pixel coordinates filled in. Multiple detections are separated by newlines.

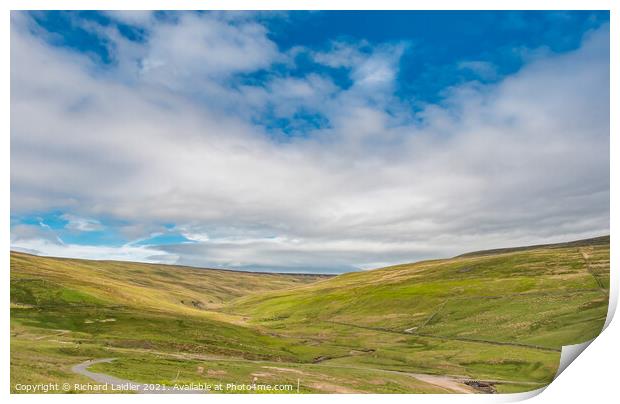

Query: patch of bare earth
left=409, top=374, right=476, bottom=394
left=207, top=369, right=228, bottom=376
left=308, top=382, right=362, bottom=394
left=261, top=366, right=307, bottom=375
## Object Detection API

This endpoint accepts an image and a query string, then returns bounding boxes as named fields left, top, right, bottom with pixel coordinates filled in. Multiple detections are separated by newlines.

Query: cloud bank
left=10, top=12, right=609, bottom=273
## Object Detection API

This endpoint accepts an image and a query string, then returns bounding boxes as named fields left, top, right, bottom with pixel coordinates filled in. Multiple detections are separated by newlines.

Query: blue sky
left=27, top=11, right=607, bottom=102
left=10, top=11, right=610, bottom=273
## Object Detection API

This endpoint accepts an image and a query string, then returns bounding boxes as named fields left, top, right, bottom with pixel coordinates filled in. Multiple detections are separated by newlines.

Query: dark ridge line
left=326, top=320, right=562, bottom=352
left=413, top=333, right=562, bottom=353
left=455, top=235, right=609, bottom=258
left=446, top=288, right=607, bottom=301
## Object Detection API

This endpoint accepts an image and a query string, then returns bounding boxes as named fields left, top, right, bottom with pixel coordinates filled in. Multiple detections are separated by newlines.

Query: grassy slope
left=228, top=237, right=609, bottom=348
left=10, top=252, right=329, bottom=313
left=10, top=253, right=334, bottom=392
left=222, top=236, right=609, bottom=392
left=10, top=236, right=610, bottom=393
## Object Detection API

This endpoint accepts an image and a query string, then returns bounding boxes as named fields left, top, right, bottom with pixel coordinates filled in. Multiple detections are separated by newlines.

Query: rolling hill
left=227, top=236, right=609, bottom=348
left=10, top=236, right=610, bottom=393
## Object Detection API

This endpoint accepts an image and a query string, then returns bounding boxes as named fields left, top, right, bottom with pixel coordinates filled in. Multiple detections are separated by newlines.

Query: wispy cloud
left=457, top=60, right=498, bottom=80
left=11, top=237, right=177, bottom=264
left=61, top=214, right=103, bottom=232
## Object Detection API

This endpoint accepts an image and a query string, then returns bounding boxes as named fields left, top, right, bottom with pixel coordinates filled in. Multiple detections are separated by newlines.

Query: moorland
left=10, top=236, right=610, bottom=393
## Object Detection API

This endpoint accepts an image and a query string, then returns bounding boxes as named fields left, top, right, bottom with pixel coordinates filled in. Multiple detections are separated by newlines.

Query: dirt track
left=73, top=353, right=543, bottom=394
left=71, top=358, right=204, bottom=394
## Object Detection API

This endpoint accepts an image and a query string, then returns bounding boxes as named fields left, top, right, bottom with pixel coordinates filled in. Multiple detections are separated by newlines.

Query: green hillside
left=10, top=253, right=334, bottom=392
left=10, top=236, right=610, bottom=394
left=11, top=252, right=329, bottom=313
left=228, top=236, right=609, bottom=348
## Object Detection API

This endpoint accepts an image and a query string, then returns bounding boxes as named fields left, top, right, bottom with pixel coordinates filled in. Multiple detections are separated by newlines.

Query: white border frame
left=3, top=2, right=616, bottom=404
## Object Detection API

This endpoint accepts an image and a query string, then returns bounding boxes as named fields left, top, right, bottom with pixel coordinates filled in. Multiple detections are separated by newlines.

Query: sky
left=10, top=10, right=610, bottom=273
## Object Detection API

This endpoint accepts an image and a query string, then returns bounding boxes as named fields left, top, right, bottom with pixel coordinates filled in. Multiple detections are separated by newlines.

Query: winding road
left=72, top=356, right=524, bottom=394
left=71, top=349, right=542, bottom=394
left=71, top=358, right=204, bottom=394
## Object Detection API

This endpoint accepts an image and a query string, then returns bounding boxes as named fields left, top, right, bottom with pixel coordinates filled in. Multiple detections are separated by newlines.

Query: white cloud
left=103, top=10, right=154, bottom=26
left=180, top=232, right=210, bottom=243
left=10, top=13, right=610, bottom=272
left=11, top=223, right=64, bottom=246
left=312, top=41, right=370, bottom=68
left=458, top=60, right=498, bottom=80
left=11, top=237, right=177, bottom=264
left=135, top=13, right=279, bottom=88
left=61, top=214, right=103, bottom=232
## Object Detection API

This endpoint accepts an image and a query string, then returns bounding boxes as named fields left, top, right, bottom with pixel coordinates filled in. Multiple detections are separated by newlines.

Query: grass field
left=10, top=236, right=610, bottom=393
